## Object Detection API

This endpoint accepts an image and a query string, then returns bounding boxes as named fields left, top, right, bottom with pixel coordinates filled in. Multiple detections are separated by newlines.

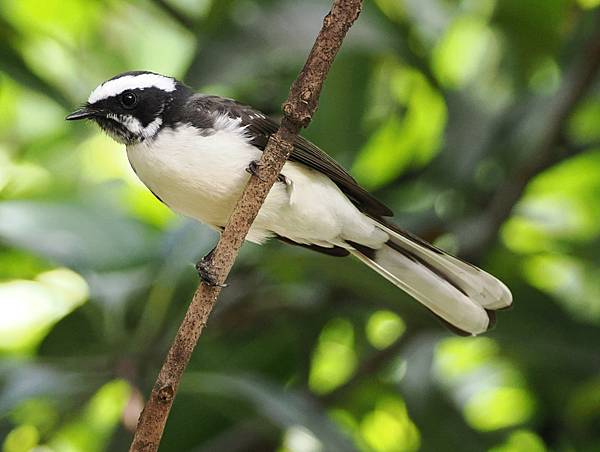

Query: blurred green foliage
left=0, top=0, right=599, bottom=451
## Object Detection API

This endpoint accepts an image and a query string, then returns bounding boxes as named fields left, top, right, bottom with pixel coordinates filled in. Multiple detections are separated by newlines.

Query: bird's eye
left=120, top=91, right=138, bottom=109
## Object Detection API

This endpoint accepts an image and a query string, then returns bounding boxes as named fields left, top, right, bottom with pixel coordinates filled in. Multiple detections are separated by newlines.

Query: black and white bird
left=66, top=71, right=512, bottom=335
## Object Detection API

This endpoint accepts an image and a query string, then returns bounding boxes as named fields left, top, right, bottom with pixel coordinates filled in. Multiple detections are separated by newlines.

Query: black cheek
left=136, top=96, right=164, bottom=127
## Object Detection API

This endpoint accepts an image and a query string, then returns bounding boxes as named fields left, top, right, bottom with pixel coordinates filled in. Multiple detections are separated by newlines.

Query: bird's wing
left=187, top=95, right=393, bottom=218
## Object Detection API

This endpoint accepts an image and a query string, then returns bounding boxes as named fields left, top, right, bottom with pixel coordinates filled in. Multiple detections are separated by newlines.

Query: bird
left=66, top=70, right=512, bottom=336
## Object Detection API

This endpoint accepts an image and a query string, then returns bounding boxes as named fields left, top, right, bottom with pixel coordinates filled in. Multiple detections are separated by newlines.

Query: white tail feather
left=375, top=222, right=513, bottom=311
left=349, top=222, right=512, bottom=335
left=351, top=247, right=491, bottom=335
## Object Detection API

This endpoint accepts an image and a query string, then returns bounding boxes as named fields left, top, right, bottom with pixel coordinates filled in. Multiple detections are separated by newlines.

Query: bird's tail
left=351, top=221, right=512, bottom=336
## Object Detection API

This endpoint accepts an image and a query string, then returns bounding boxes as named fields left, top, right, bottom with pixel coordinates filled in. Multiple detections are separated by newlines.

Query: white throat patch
left=106, top=113, right=163, bottom=140
left=88, top=73, right=176, bottom=104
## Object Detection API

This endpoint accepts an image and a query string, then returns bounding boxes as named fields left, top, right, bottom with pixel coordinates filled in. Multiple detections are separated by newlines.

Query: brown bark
left=128, top=1, right=363, bottom=450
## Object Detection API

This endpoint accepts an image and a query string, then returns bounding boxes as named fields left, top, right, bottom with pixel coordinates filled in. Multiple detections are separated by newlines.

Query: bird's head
left=66, top=71, right=190, bottom=145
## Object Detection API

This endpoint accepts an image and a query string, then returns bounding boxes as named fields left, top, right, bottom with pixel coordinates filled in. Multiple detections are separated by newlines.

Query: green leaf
left=353, top=62, right=446, bottom=189
left=0, top=201, right=160, bottom=271
left=0, top=268, right=88, bottom=355
left=0, top=41, right=71, bottom=110
left=182, top=372, right=356, bottom=451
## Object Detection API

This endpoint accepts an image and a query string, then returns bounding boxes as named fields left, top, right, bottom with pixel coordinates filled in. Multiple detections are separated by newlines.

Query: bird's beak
left=65, top=106, right=99, bottom=121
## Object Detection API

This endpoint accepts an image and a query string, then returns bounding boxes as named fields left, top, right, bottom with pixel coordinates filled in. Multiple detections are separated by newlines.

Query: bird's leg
left=246, top=159, right=289, bottom=184
left=195, top=247, right=227, bottom=288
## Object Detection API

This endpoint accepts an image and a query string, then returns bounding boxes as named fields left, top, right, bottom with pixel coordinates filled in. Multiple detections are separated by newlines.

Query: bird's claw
left=246, top=160, right=265, bottom=181
left=195, top=255, right=227, bottom=288
left=247, top=160, right=288, bottom=185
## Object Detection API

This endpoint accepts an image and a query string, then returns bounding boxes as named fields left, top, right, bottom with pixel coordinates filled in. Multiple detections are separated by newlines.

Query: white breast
left=127, top=122, right=263, bottom=229
left=126, top=122, right=387, bottom=247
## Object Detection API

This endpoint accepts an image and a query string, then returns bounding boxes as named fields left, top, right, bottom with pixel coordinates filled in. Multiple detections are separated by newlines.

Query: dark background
left=1, top=0, right=600, bottom=451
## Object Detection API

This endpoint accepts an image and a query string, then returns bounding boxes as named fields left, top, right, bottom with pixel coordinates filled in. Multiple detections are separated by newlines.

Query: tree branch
left=128, top=1, right=363, bottom=450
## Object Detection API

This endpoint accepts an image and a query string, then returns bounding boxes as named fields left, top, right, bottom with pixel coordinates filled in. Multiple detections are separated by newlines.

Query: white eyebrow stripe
left=88, top=73, right=176, bottom=104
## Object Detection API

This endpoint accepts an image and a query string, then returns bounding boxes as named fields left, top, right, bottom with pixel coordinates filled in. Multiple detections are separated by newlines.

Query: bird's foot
left=246, top=160, right=265, bottom=181
left=195, top=251, right=227, bottom=288
left=246, top=160, right=288, bottom=185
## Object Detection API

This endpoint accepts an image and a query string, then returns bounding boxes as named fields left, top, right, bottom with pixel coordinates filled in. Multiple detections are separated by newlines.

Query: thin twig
left=128, top=1, right=363, bottom=450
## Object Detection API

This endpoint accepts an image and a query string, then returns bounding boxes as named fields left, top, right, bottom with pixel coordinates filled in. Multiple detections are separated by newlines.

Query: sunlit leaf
left=2, top=424, right=39, bottom=452
left=360, top=397, right=420, bottom=452
left=528, top=149, right=600, bottom=197
left=2, top=0, right=101, bottom=40
left=577, top=0, right=600, bottom=9
left=365, top=310, right=405, bottom=350
left=502, top=150, right=600, bottom=254
left=19, top=37, right=85, bottom=103
left=523, top=254, right=600, bottom=323
left=434, top=337, right=535, bottom=431
left=354, top=62, right=446, bottom=189
left=309, top=318, right=357, bottom=395
left=49, top=379, right=131, bottom=452
left=490, top=430, right=547, bottom=452
left=464, top=387, right=535, bottom=431
left=0, top=268, right=88, bottom=354
left=12, top=90, right=65, bottom=142
left=0, top=149, right=51, bottom=198
left=435, top=337, right=499, bottom=380
left=432, top=15, right=497, bottom=88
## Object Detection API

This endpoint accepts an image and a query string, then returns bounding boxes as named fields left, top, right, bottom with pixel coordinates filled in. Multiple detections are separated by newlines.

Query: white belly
left=128, top=124, right=263, bottom=230
left=126, top=123, right=387, bottom=247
